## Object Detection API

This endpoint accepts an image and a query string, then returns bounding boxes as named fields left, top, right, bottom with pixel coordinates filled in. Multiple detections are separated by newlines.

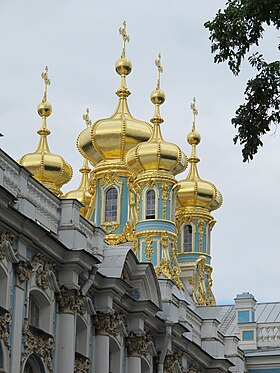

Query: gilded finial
left=119, top=21, right=130, bottom=58
left=190, top=97, right=198, bottom=132
left=155, top=53, right=163, bottom=90
left=150, top=53, right=165, bottom=125
left=41, top=66, right=51, bottom=103
left=83, top=108, right=92, bottom=128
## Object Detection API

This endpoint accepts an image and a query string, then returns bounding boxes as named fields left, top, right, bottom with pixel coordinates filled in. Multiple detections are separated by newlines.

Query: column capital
left=126, top=331, right=150, bottom=357
left=56, top=286, right=87, bottom=315
left=94, top=312, right=125, bottom=337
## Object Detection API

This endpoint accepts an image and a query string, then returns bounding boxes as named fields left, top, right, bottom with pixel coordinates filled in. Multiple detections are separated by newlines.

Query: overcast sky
left=0, top=1, right=279, bottom=304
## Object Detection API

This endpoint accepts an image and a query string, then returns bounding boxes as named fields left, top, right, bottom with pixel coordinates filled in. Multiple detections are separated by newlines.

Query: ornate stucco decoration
left=100, top=171, right=122, bottom=187
left=0, top=311, right=12, bottom=348
left=31, top=253, right=57, bottom=291
left=163, top=354, right=177, bottom=373
left=186, top=364, right=203, bottom=373
left=126, top=332, right=150, bottom=357
left=0, top=231, right=18, bottom=263
left=144, top=234, right=153, bottom=262
left=104, top=221, right=134, bottom=246
left=22, top=323, right=55, bottom=372
left=94, top=312, right=125, bottom=337
left=189, top=255, right=216, bottom=306
left=16, top=260, right=33, bottom=283
left=74, top=353, right=91, bottom=373
left=56, top=286, right=87, bottom=315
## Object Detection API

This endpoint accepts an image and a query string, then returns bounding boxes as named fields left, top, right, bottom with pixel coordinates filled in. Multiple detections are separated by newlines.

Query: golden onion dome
left=63, top=109, right=92, bottom=217
left=18, top=67, right=72, bottom=197
left=77, top=22, right=152, bottom=166
left=126, top=54, right=188, bottom=176
left=176, top=99, right=222, bottom=212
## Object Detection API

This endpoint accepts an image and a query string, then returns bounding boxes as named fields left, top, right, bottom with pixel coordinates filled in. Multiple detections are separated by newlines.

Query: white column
left=95, top=335, right=110, bottom=373
left=127, top=356, right=141, bottom=373
left=55, top=312, right=76, bottom=372
left=10, top=282, right=25, bottom=372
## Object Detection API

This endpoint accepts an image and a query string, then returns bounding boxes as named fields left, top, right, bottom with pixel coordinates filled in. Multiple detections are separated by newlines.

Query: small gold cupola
left=126, top=54, right=188, bottom=176
left=18, top=67, right=73, bottom=196
left=177, top=98, right=222, bottom=212
left=63, top=109, right=92, bottom=217
left=77, top=21, right=152, bottom=167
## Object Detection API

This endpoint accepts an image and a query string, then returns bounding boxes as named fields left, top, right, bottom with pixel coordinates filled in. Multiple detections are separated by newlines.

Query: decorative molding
left=74, top=353, right=91, bottom=373
left=31, top=253, right=56, bottom=291
left=100, top=171, right=122, bottom=187
left=197, top=218, right=205, bottom=250
left=104, top=221, right=134, bottom=246
left=0, top=310, right=11, bottom=348
left=16, top=260, right=32, bottom=283
left=0, top=231, right=18, bottom=263
left=190, top=255, right=207, bottom=306
left=22, top=323, right=54, bottom=372
left=56, top=286, right=87, bottom=315
left=126, top=332, right=150, bottom=357
left=94, top=312, right=125, bottom=337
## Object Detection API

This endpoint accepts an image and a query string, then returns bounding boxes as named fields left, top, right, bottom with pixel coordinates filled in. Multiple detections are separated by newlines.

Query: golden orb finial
left=187, top=97, right=201, bottom=147
left=38, top=66, right=52, bottom=118
left=116, top=21, right=132, bottom=78
left=151, top=53, right=165, bottom=124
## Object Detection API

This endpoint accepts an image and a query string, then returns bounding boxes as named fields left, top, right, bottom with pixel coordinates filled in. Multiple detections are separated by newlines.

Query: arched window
left=105, top=187, right=118, bottom=222
left=146, top=190, right=155, bottom=219
left=0, top=266, right=8, bottom=309
left=183, top=225, right=192, bottom=252
left=23, top=354, right=44, bottom=373
left=29, top=296, right=40, bottom=328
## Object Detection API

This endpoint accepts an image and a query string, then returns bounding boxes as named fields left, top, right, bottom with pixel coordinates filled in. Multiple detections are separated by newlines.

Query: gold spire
left=187, top=97, right=201, bottom=169
left=18, top=67, right=72, bottom=196
left=64, top=109, right=91, bottom=217
left=150, top=53, right=165, bottom=126
left=176, top=98, right=222, bottom=212
left=126, top=54, right=187, bottom=176
left=119, top=21, right=130, bottom=58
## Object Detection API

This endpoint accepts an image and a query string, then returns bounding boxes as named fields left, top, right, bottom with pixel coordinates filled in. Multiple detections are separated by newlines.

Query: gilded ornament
left=56, top=286, right=87, bottom=315
left=126, top=332, right=150, bottom=357
left=191, top=256, right=207, bottom=306
left=22, top=323, right=55, bottom=372
left=197, top=218, right=205, bottom=251
left=100, top=171, right=122, bottom=187
left=0, top=311, right=12, bottom=348
left=160, top=182, right=169, bottom=219
left=205, top=265, right=216, bottom=306
left=144, top=234, right=153, bottom=262
left=155, top=258, right=172, bottom=279
left=93, top=312, right=125, bottom=337
left=164, top=354, right=178, bottom=373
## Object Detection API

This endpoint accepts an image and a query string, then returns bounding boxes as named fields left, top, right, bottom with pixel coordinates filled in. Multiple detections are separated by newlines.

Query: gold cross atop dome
left=119, top=21, right=130, bottom=58
left=190, top=97, right=198, bottom=131
left=155, top=53, right=163, bottom=90
left=82, top=108, right=92, bottom=128
left=41, top=66, right=50, bottom=103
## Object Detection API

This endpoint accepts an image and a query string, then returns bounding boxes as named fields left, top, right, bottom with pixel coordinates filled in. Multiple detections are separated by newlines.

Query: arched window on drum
left=105, top=187, right=118, bottom=222
left=146, top=190, right=155, bottom=219
left=183, top=224, right=193, bottom=252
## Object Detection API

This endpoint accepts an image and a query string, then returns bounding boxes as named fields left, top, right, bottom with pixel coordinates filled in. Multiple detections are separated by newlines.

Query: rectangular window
left=251, top=310, right=255, bottom=322
left=238, top=310, right=250, bottom=323
left=242, top=330, right=254, bottom=341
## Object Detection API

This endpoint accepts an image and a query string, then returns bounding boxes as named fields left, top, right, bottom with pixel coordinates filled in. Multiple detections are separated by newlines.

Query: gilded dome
left=126, top=55, right=187, bottom=176
left=177, top=108, right=222, bottom=212
left=18, top=67, right=72, bottom=197
left=77, top=25, right=152, bottom=166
